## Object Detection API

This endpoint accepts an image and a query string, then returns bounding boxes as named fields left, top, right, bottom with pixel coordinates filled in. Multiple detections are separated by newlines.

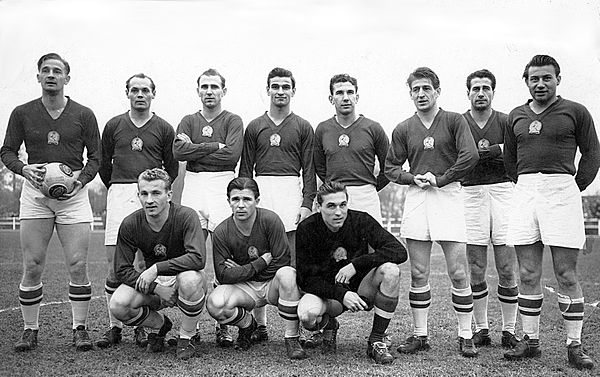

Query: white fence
left=0, top=216, right=105, bottom=230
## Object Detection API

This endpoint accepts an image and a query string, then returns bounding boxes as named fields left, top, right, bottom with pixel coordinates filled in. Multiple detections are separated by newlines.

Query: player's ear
left=167, top=189, right=173, bottom=201
left=222, top=87, right=227, bottom=96
left=556, top=75, right=561, bottom=85
left=65, top=74, right=70, bottom=85
left=328, top=95, right=334, bottom=105
left=255, top=197, right=260, bottom=205
left=355, top=93, right=359, bottom=103
left=291, top=87, right=296, bottom=97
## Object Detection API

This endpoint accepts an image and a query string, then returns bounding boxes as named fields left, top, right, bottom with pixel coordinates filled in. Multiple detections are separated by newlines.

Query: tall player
left=503, top=55, right=599, bottom=370
left=314, top=74, right=389, bottom=224
left=385, top=67, right=480, bottom=357
left=173, top=68, right=244, bottom=347
left=1, top=53, right=101, bottom=351
left=461, top=69, right=519, bottom=349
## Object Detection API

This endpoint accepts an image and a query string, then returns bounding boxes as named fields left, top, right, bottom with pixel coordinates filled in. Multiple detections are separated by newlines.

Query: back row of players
left=1, top=53, right=598, bottom=370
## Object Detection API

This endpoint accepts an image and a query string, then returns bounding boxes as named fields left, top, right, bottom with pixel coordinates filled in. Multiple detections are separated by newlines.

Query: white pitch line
left=0, top=295, right=104, bottom=314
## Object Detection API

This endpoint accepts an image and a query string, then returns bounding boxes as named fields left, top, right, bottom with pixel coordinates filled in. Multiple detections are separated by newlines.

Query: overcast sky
left=1, top=0, right=599, bottom=192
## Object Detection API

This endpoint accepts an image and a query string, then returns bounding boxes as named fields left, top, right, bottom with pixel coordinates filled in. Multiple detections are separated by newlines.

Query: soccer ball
left=39, top=162, right=75, bottom=198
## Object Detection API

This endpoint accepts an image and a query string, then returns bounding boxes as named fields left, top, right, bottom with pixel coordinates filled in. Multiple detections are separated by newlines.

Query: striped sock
left=69, top=282, right=92, bottom=329
left=105, top=279, right=122, bottom=328
left=471, top=281, right=489, bottom=332
left=278, top=298, right=300, bottom=338
left=452, top=286, right=474, bottom=339
left=254, top=305, right=267, bottom=327
left=370, top=291, right=398, bottom=343
left=558, top=295, right=584, bottom=345
left=222, top=307, right=253, bottom=329
left=409, top=284, right=431, bottom=337
left=177, top=293, right=205, bottom=339
left=123, top=306, right=151, bottom=327
left=518, top=293, right=543, bottom=340
left=19, top=283, right=43, bottom=330
left=498, top=284, right=518, bottom=334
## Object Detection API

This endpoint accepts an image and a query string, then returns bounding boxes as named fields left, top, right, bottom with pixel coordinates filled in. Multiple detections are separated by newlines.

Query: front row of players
left=109, top=170, right=407, bottom=362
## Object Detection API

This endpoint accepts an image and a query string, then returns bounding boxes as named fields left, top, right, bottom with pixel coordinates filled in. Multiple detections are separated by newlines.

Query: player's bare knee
left=379, top=263, right=400, bottom=285
left=297, top=302, right=321, bottom=326
left=178, top=274, right=206, bottom=300
left=555, top=268, right=578, bottom=291
left=206, top=291, right=227, bottom=318
left=109, top=294, right=132, bottom=320
left=448, top=268, right=468, bottom=287
left=275, top=266, right=297, bottom=289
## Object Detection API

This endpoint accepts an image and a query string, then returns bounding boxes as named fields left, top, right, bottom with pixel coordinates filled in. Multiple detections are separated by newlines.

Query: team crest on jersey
left=47, top=131, right=60, bottom=145
left=338, top=134, right=350, bottom=147
left=153, top=243, right=167, bottom=257
left=478, top=138, right=490, bottom=149
left=529, top=120, right=542, bottom=135
left=270, top=133, right=281, bottom=147
left=247, top=246, right=259, bottom=260
left=332, top=246, right=347, bottom=262
left=131, top=137, right=143, bottom=151
left=202, top=125, right=213, bottom=137
left=423, top=136, right=435, bottom=150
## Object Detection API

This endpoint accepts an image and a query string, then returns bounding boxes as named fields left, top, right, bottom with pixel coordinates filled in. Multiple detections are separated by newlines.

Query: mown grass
left=0, top=230, right=598, bottom=376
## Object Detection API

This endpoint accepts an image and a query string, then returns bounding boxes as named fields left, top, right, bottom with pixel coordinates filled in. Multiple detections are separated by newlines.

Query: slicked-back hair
left=329, top=74, right=358, bottom=95
left=37, top=53, right=70, bottom=75
left=126, top=73, right=156, bottom=92
left=316, top=181, right=348, bottom=205
left=267, top=67, right=295, bottom=89
left=197, top=68, right=226, bottom=88
left=466, top=69, right=496, bottom=90
left=227, top=177, right=260, bottom=200
left=138, top=168, right=172, bottom=191
left=407, top=67, right=440, bottom=90
left=522, top=55, right=561, bottom=80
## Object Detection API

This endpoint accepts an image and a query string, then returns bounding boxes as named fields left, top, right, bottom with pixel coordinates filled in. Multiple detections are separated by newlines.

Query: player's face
left=317, top=191, right=348, bottom=232
left=197, top=75, right=226, bottom=110
left=410, top=78, right=440, bottom=113
left=37, top=59, right=70, bottom=94
left=268, top=77, right=295, bottom=108
left=138, top=179, right=172, bottom=218
left=228, top=188, right=259, bottom=222
left=468, top=77, right=494, bottom=111
left=127, top=77, right=155, bottom=112
left=329, top=82, right=359, bottom=117
left=526, top=65, right=561, bottom=106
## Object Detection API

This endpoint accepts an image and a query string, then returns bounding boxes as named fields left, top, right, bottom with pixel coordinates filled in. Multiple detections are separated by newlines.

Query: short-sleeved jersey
left=239, top=112, right=316, bottom=208
left=173, top=110, right=243, bottom=172
left=296, top=209, right=407, bottom=304
left=114, top=203, right=206, bottom=291
left=385, top=109, right=479, bottom=188
left=99, top=112, right=178, bottom=187
left=504, top=97, right=600, bottom=191
left=212, top=207, right=290, bottom=284
left=0, top=97, right=101, bottom=186
left=462, top=110, right=511, bottom=186
left=314, top=115, right=389, bottom=191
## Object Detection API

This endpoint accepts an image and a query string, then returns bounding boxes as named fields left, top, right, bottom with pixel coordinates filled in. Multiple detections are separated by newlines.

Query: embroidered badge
left=202, top=125, right=213, bottom=137
left=270, top=134, right=281, bottom=147
left=47, top=131, right=60, bottom=145
left=153, top=244, right=167, bottom=257
left=423, top=136, right=435, bottom=150
left=131, top=137, right=143, bottom=151
left=478, top=138, right=490, bottom=149
left=338, top=134, right=350, bottom=147
left=248, top=246, right=259, bottom=260
left=529, top=120, right=542, bottom=134
left=332, top=247, right=347, bottom=262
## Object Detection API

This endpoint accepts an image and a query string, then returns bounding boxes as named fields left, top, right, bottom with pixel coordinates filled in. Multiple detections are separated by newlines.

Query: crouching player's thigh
left=297, top=294, right=328, bottom=330
left=109, top=284, right=151, bottom=322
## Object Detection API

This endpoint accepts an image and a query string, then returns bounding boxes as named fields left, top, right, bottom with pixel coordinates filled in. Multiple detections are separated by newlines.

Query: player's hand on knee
left=136, top=265, right=158, bottom=294
left=335, top=263, right=356, bottom=284
left=343, top=291, right=367, bottom=312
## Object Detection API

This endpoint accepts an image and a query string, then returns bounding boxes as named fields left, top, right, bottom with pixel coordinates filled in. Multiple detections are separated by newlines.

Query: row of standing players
left=1, top=53, right=598, bottom=370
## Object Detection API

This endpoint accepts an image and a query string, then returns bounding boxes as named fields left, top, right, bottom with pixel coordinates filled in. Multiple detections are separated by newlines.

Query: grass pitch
left=0, top=230, right=598, bottom=376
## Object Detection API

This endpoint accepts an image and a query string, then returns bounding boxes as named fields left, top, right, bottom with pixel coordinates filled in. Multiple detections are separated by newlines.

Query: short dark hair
left=138, top=168, right=172, bottom=190
left=329, top=74, right=358, bottom=95
left=197, top=68, right=226, bottom=88
left=227, top=177, right=260, bottom=200
left=522, top=55, right=560, bottom=80
left=407, top=67, right=440, bottom=90
left=126, top=73, right=156, bottom=92
left=316, top=181, right=348, bottom=205
left=37, top=53, right=70, bottom=75
left=466, top=69, right=496, bottom=90
left=267, top=67, right=295, bottom=89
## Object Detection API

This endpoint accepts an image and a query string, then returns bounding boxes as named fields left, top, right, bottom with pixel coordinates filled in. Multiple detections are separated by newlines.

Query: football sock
left=370, top=291, right=398, bottom=343
left=409, top=284, right=431, bottom=337
left=19, top=283, right=43, bottom=330
left=558, top=295, right=584, bottom=345
left=254, top=305, right=267, bottom=327
left=177, top=293, right=205, bottom=339
left=471, top=281, right=489, bottom=332
left=452, top=286, right=474, bottom=339
left=222, top=307, right=253, bottom=329
left=104, top=279, right=122, bottom=328
left=498, top=284, right=519, bottom=334
left=69, top=282, right=91, bottom=329
left=123, top=306, right=151, bottom=327
left=518, top=293, right=543, bottom=340
left=278, top=298, right=300, bottom=338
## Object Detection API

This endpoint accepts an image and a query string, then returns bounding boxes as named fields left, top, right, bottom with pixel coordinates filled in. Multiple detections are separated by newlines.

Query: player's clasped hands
left=414, top=172, right=437, bottom=189
left=343, top=291, right=368, bottom=312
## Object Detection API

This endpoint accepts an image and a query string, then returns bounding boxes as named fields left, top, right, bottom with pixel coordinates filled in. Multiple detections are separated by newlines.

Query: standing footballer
left=503, top=55, right=599, bottom=370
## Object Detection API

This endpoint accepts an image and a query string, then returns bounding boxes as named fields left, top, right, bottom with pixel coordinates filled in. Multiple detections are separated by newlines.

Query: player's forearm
left=173, top=140, right=220, bottom=161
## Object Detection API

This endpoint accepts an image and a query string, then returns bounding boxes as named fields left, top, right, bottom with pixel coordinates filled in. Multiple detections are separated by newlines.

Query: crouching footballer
left=296, top=181, right=408, bottom=363
left=110, top=168, right=208, bottom=360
